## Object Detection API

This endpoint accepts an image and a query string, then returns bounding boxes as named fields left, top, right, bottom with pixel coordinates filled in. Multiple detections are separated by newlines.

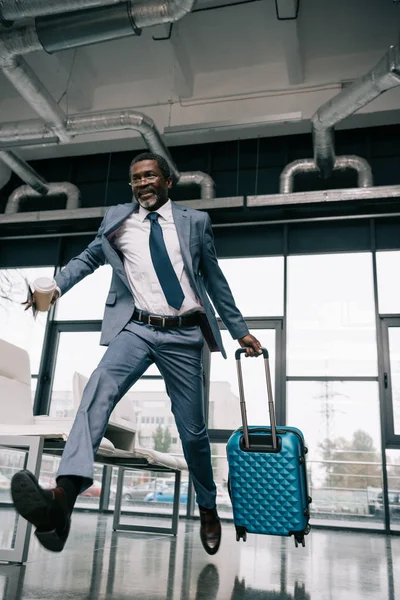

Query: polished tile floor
left=0, top=508, right=399, bottom=600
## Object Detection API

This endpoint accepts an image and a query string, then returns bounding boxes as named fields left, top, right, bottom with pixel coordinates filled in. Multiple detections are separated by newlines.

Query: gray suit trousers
left=57, top=319, right=217, bottom=509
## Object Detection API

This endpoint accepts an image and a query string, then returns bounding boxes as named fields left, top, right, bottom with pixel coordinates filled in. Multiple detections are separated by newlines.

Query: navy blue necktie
left=147, top=212, right=185, bottom=310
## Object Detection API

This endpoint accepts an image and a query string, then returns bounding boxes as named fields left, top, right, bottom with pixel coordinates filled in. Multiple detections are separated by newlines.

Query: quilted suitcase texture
left=226, top=348, right=311, bottom=547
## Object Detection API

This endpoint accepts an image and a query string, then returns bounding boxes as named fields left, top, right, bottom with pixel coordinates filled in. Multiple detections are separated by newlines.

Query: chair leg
left=112, top=467, right=181, bottom=536
left=0, top=435, right=44, bottom=564
left=112, top=466, right=124, bottom=531
left=171, top=470, right=181, bottom=536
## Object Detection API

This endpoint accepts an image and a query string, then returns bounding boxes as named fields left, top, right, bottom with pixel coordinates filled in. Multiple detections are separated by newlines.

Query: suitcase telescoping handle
left=235, top=347, right=277, bottom=451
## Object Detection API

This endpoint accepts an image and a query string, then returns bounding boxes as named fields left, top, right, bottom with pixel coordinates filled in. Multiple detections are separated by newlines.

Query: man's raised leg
left=11, top=323, right=153, bottom=552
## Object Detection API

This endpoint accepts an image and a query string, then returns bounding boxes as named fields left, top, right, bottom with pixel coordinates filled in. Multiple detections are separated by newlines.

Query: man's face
left=130, top=159, right=172, bottom=211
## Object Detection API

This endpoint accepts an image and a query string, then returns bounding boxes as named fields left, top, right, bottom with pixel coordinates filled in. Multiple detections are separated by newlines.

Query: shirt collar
left=139, top=199, right=172, bottom=222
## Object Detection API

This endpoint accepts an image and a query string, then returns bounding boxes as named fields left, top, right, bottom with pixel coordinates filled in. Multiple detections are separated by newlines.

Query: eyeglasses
left=129, top=175, right=159, bottom=187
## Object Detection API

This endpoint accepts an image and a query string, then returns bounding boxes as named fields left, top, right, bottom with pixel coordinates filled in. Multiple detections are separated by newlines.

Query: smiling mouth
left=139, top=190, right=155, bottom=200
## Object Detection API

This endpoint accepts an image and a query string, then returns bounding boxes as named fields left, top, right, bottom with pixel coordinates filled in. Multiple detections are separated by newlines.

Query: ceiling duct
left=0, top=120, right=57, bottom=145
left=0, top=149, right=81, bottom=213
left=0, top=1, right=123, bottom=22
left=35, top=3, right=142, bottom=54
left=0, top=162, right=11, bottom=190
left=178, top=171, right=215, bottom=199
left=6, top=182, right=81, bottom=214
left=280, top=156, right=373, bottom=194
left=0, top=108, right=216, bottom=200
left=0, top=0, right=196, bottom=113
left=67, top=110, right=214, bottom=199
left=311, top=43, right=400, bottom=179
left=130, top=0, right=195, bottom=26
left=1, top=58, right=72, bottom=142
left=0, top=0, right=195, bottom=25
left=0, top=0, right=214, bottom=205
left=67, top=110, right=179, bottom=182
left=0, top=150, right=48, bottom=194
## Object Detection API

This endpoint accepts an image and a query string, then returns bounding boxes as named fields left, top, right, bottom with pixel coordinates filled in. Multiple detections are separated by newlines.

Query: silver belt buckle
left=148, top=314, right=166, bottom=327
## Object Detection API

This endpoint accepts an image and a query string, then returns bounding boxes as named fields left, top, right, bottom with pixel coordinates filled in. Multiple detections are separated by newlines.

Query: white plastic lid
left=33, top=277, right=56, bottom=293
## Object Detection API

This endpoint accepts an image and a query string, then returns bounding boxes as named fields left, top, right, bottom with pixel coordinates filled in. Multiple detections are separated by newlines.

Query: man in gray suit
left=11, top=152, right=262, bottom=556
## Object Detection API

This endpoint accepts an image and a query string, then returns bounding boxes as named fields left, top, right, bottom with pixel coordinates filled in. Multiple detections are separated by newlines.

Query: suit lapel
left=102, top=203, right=137, bottom=293
left=171, top=203, right=193, bottom=278
left=104, top=202, right=137, bottom=238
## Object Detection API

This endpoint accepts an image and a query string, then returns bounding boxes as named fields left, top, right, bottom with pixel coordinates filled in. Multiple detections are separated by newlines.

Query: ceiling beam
left=152, top=23, right=194, bottom=98
left=275, top=0, right=304, bottom=85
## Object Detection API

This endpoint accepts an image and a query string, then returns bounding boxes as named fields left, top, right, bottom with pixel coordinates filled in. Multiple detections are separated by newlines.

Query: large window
left=287, top=254, right=377, bottom=376
left=218, top=257, right=284, bottom=317
left=55, top=265, right=112, bottom=321
left=50, top=331, right=106, bottom=418
left=208, top=256, right=284, bottom=428
left=287, top=381, right=382, bottom=526
left=0, top=267, right=54, bottom=398
left=376, top=251, right=400, bottom=314
left=287, top=253, right=382, bottom=527
left=209, top=327, right=277, bottom=429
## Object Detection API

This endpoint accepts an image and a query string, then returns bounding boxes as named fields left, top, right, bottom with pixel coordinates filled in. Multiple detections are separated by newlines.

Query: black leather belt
left=132, top=308, right=201, bottom=328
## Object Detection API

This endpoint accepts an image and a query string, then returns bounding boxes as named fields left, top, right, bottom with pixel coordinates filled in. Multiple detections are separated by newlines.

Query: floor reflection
left=0, top=509, right=397, bottom=600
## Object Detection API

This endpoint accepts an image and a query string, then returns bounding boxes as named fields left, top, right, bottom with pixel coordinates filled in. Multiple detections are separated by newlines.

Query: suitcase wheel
left=294, top=534, right=305, bottom=548
left=235, top=526, right=247, bottom=542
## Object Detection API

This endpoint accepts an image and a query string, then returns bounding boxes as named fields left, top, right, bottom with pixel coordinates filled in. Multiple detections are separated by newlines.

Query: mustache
left=137, top=188, right=156, bottom=197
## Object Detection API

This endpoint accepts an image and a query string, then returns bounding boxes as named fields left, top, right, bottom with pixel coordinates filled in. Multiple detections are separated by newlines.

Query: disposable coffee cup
left=32, top=277, right=57, bottom=312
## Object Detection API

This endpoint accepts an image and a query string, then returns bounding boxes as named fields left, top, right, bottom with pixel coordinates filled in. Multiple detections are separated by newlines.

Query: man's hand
left=23, top=289, right=59, bottom=311
left=238, top=334, right=263, bottom=357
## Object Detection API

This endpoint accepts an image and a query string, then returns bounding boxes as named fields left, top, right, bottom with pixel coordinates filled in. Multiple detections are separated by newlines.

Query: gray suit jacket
left=55, top=201, right=249, bottom=358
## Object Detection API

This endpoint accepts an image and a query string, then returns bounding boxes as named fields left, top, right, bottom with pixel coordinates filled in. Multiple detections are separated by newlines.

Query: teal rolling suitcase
left=226, top=347, right=311, bottom=547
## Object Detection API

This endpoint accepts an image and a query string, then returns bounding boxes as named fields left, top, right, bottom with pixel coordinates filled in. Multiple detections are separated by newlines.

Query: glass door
left=381, top=318, right=400, bottom=445
left=380, top=318, right=400, bottom=531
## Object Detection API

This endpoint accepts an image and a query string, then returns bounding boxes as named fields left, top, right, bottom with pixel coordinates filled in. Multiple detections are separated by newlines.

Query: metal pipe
left=131, top=0, right=195, bottom=27
left=280, top=156, right=373, bottom=194
left=0, top=161, right=11, bottom=190
left=0, top=120, right=56, bottom=144
left=0, top=150, right=49, bottom=194
left=5, top=181, right=81, bottom=213
left=0, top=0, right=196, bottom=58
left=312, top=44, right=400, bottom=179
left=0, top=109, right=216, bottom=198
left=0, top=23, right=42, bottom=66
left=1, top=58, right=71, bottom=142
left=0, top=23, right=71, bottom=140
left=67, top=109, right=181, bottom=181
left=178, top=171, right=215, bottom=200
left=35, top=3, right=141, bottom=53
left=0, top=0, right=123, bottom=21
left=0, top=0, right=195, bottom=144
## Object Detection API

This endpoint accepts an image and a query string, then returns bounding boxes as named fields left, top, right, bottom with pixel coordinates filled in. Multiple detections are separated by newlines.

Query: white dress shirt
left=113, top=200, right=203, bottom=316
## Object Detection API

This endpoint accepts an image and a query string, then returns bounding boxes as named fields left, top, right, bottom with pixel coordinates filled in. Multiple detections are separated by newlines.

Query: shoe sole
left=11, top=470, right=67, bottom=552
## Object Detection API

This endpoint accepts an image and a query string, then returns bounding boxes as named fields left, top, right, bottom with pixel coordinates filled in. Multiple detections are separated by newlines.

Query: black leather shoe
left=199, top=506, right=221, bottom=555
left=11, top=470, right=71, bottom=552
